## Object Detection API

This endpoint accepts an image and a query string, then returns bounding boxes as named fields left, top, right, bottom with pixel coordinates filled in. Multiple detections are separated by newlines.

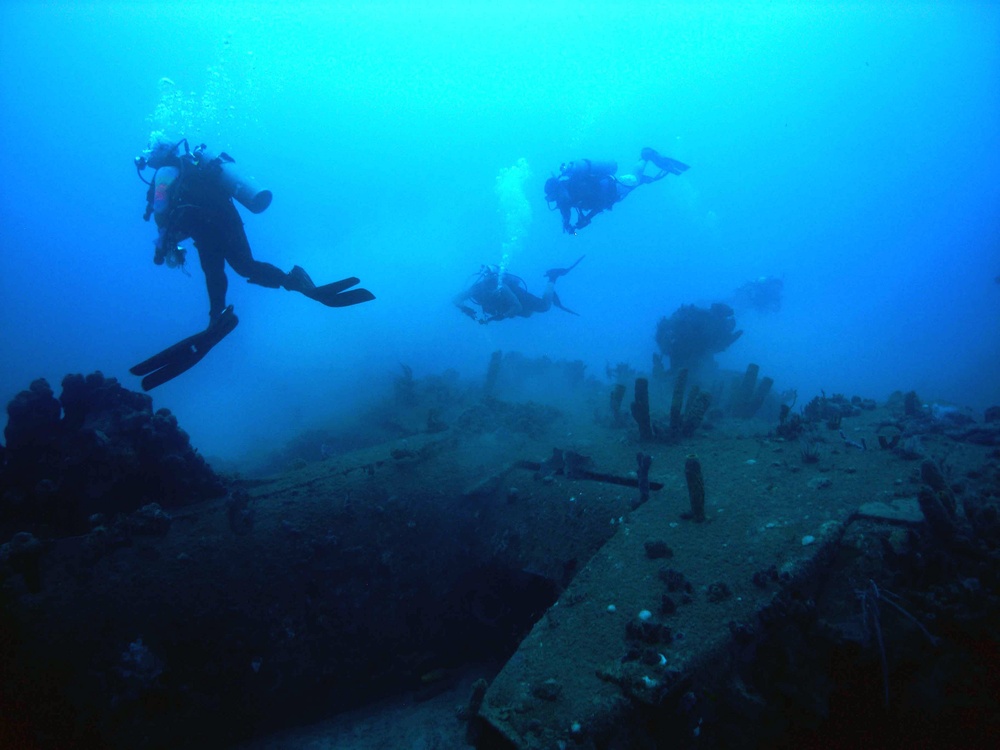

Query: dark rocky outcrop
left=1, top=371, right=225, bottom=535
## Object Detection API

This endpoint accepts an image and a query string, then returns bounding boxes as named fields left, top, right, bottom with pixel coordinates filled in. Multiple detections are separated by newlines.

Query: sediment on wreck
left=0, top=375, right=643, bottom=748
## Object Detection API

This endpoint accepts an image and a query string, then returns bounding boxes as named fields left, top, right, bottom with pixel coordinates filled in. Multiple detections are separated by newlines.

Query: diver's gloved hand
left=459, top=305, right=477, bottom=321
left=562, top=222, right=576, bottom=235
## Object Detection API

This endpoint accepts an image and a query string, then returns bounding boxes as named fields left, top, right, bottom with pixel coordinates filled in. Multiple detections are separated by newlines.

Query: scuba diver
left=454, top=256, right=584, bottom=324
left=544, top=147, right=689, bottom=234
left=732, top=275, right=784, bottom=313
left=130, top=135, right=375, bottom=390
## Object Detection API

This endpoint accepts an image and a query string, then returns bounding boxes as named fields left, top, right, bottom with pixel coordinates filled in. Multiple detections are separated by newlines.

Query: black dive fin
left=564, top=255, right=585, bottom=274
left=303, top=277, right=376, bottom=308
left=656, top=156, right=690, bottom=175
left=552, top=292, right=579, bottom=316
left=130, top=306, right=239, bottom=391
left=545, top=255, right=585, bottom=282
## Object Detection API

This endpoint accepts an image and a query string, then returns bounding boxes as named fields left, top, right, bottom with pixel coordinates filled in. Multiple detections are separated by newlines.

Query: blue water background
left=1, top=1, right=998, bottom=462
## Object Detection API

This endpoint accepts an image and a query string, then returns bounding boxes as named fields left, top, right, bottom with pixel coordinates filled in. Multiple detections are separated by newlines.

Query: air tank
left=197, top=147, right=273, bottom=214
left=560, top=158, right=617, bottom=179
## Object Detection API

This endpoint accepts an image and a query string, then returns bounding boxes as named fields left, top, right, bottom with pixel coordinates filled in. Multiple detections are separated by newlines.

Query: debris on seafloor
left=520, top=448, right=663, bottom=492
left=731, top=362, right=775, bottom=419
left=635, top=452, right=652, bottom=508
left=682, top=453, right=706, bottom=522
left=5, top=358, right=999, bottom=750
left=610, top=383, right=627, bottom=426
left=631, top=377, right=654, bottom=441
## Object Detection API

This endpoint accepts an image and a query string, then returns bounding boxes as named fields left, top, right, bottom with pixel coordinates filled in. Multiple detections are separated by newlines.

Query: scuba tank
left=192, top=144, right=273, bottom=214
left=560, top=159, right=617, bottom=179
left=135, top=139, right=273, bottom=215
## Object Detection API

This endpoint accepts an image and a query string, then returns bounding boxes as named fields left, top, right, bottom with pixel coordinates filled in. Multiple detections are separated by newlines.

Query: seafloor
left=1, top=354, right=998, bottom=749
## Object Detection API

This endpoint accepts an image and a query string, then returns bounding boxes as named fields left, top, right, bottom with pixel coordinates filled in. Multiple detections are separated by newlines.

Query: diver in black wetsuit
left=453, top=257, right=584, bottom=324
left=544, top=147, right=689, bottom=234
left=138, top=135, right=373, bottom=325
left=733, top=276, right=784, bottom=313
left=130, top=135, right=375, bottom=390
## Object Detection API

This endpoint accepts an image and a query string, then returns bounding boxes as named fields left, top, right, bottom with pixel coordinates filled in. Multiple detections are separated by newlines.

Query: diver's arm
left=452, top=289, right=478, bottom=321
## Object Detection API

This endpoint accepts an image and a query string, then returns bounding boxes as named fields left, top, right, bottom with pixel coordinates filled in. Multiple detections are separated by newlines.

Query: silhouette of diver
left=454, top=257, right=584, bottom=324
left=544, top=148, right=689, bottom=234
left=130, top=135, right=374, bottom=389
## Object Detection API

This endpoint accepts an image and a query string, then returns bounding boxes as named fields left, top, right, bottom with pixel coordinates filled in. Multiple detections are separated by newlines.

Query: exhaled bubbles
left=144, top=30, right=263, bottom=148
left=147, top=77, right=198, bottom=141
left=495, top=158, right=533, bottom=282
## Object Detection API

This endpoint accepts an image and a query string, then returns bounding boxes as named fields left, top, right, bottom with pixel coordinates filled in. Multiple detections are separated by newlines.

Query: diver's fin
left=641, top=147, right=689, bottom=175
left=302, top=277, right=376, bottom=308
left=656, top=156, right=689, bottom=175
left=545, top=255, right=585, bottom=282
left=286, top=265, right=316, bottom=292
left=317, top=288, right=377, bottom=307
left=130, top=306, right=239, bottom=391
left=552, top=292, right=579, bottom=316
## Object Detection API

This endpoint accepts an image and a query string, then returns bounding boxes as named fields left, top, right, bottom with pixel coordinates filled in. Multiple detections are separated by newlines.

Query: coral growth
left=1, top=371, right=225, bottom=535
left=655, top=303, right=743, bottom=373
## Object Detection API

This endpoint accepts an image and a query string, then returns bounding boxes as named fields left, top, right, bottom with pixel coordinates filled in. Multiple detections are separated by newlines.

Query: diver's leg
left=545, top=256, right=585, bottom=282
left=535, top=270, right=579, bottom=316
left=215, top=208, right=371, bottom=308
left=633, top=158, right=655, bottom=185
left=223, top=222, right=289, bottom=289
left=195, top=244, right=229, bottom=325
left=639, top=148, right=689, bottom=178
left=207, top=205, right=288, bottom=290
left=530, top=284, right=555, bottom=314
left=219, top=218, right=321, bottom=295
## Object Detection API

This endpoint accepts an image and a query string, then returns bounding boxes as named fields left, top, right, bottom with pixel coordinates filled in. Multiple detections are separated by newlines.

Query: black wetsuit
left=548, top=151, right=688, bottom=233
left=152, top=161, right=287, bottom=321
left=551, top=174, right=619, bottom=233
left=458, top=273, right=553, bottom=321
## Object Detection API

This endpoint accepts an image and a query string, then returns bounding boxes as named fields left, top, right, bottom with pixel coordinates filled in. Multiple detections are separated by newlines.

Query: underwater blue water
left=1, top=1, right=998, bottom=461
